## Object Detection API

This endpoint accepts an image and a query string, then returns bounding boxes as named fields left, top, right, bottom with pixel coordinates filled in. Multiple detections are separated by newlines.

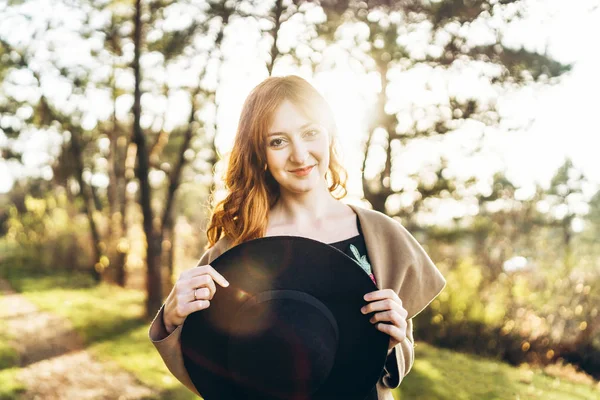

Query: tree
left=471, top=171, right=547, bottom=281
left=316, top=1, right=571, bottom=229
left=543, top=158, right=589, bottom=272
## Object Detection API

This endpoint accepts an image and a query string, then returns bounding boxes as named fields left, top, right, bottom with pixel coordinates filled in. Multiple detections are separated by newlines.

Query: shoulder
left=350, top=203, right=446, bottom=320
left=352, top=205, right=397, bottom=226
left=350, top=203, right=401, bottom=229
left=350, top=204, right=420, bottom=259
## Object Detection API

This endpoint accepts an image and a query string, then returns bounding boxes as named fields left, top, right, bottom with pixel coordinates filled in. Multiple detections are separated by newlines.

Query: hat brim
left=181, top=236, right=389, bottom=400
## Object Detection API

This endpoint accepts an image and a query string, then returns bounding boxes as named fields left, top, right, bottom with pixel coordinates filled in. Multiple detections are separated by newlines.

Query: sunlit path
left=0, top=279, right=156, bottom=400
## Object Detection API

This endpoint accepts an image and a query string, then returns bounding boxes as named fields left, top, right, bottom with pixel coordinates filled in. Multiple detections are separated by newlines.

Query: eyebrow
left=267, top=122, right=317, bottom=137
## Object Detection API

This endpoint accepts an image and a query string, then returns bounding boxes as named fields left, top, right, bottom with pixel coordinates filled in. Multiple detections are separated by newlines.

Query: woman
left=149, top=75, right=446, bottom=399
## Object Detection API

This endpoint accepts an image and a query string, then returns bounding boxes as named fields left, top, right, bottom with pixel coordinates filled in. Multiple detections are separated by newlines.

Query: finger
left=191, top=287, right=211, bottom=301
left=189, top=275, right=217, bottom=299
left=364, top=289, right=401, bottom=304
left=369, top=310, right=404, bottom=327
left=182, top=299, right=211, bottom=317
left=375, top=322, right=406, bottom=342
left=188, top=265, right=230, bottom=288
left=174, top=298, right=211, bottom=319
left=174, top=285, right=209, bottom=312
left=361, top=298, right=404, bottom=315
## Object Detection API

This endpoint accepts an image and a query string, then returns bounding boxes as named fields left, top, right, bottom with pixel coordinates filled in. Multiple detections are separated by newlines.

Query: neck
left=271, top=184, right=339, bottom=225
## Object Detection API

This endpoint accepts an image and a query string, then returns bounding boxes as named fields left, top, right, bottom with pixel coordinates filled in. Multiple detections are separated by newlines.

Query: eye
left=304, top=129, right=319, bottom=137
left=269, top=137, right=286, bottom=148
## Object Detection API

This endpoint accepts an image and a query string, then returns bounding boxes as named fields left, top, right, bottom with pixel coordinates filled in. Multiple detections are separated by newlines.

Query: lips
left=290, top=165, right=315, bottom=172
left=289, top=165, right=315, bottom=176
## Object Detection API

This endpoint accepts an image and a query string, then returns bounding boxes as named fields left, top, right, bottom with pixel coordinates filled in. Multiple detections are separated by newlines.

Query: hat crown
left=227, top=290, right=339, bottom=397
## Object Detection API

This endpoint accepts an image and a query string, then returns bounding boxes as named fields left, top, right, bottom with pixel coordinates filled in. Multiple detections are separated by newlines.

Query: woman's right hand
left=163, top=264, right=230, bottom=334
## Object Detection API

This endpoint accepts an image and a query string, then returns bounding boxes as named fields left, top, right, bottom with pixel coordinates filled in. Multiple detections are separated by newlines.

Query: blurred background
left=1, top=0, right=599, bottom=399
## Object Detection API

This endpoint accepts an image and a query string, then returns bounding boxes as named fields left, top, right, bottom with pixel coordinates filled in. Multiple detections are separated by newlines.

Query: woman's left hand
left=361, top=289, right=408, bottom=352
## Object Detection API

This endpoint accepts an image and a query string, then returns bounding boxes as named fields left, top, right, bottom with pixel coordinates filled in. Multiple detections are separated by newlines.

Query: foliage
left=312, top=1, right=573, bottom=221
left=1, top=188, right=95, bottom=274
left=416, top=247, right=600, bottom=378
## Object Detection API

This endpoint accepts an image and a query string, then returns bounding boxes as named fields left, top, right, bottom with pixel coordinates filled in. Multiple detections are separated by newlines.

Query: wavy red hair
left=205, top=75, right=347, bottom=248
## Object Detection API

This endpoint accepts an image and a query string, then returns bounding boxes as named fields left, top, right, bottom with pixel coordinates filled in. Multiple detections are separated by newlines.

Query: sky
left=0, top=0, right=599, bottom=213
left=493, top=0, right=599, bottom=190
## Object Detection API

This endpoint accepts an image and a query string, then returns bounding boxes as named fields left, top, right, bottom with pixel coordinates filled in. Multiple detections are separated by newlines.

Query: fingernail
left=361, top=307, right=366, bottom=314
left=364, top=294, right=370, bottom=300
left=224, top=281, right=230, bottom=287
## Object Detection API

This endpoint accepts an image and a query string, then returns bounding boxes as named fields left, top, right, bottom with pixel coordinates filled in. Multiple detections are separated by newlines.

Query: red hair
left=206, top=75, right=347, bottom=248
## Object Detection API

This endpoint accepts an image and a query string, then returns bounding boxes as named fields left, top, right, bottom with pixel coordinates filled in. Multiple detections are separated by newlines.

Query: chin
left=282, top=183, right=315, bottom=194
left=272, top=170, right=325, bottom=194
left=275, top=178, right=316, bottom=194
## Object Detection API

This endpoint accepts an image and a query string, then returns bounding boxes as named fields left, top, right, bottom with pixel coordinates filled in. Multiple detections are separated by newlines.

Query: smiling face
left=265, top=99, right=331, bottom=197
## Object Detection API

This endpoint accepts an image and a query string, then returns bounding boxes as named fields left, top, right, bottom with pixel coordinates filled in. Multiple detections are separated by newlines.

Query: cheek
left=265, top=149, right=284, bottom=171
left=265, top=151, right=273, bottom=167
left=318, top=140, right=331, bottom=164
left=320, top=154, right=330, bottom=173
left=314, top=137, right=330, bottom=159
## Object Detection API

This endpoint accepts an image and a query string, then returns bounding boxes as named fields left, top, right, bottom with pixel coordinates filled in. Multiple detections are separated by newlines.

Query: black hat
left=181, top=236, right=389, bottom=400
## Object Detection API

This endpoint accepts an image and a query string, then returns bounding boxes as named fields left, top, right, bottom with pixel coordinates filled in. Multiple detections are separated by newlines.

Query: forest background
left=1, top=0, right=599, bottom=398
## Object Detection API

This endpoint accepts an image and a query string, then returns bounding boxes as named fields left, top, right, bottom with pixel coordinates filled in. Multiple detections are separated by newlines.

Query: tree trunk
left=132, top=0, right=162, bottom=317
left=70, top=130, right=102, bottom=282
left=363, top=61, right=393, bottom=214
left=108, top=59, right=129, bottom=287
left=162, top=219, right=175, bottom=297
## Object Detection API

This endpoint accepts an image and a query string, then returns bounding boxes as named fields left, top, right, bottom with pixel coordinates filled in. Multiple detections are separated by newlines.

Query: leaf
left=349, top=244, right=373, bottom=275
left=350, top=244, right=361, bottom=260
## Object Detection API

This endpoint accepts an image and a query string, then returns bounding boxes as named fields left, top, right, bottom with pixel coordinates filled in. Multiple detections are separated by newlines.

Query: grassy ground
left=0, top=267, right=194, bottom=400
left=0, top=329, right=23, bottom=400
left=1, top=267, right=598, bottom=400
left=397, top=344, right=598, bottom=400
left=0, top=330, right=19, bottom=370
left=0, top=280, right=25, bottom=399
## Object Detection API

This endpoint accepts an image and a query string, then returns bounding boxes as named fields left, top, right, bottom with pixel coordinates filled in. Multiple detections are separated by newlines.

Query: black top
left=327, top=215, right=377, bottom=286
left=327, top=216, right=379, bottom=400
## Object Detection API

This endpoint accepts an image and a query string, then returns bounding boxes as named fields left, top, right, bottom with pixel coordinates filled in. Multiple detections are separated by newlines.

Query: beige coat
left=149, top=204, right=446, bottom=399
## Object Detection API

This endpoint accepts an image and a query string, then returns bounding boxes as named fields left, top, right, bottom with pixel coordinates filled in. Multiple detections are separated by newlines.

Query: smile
left=289, top=165, right=315, bottom=176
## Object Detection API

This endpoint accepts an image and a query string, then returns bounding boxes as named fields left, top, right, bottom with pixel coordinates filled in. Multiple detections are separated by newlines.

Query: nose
left=290, top=140, right=309, bottom=165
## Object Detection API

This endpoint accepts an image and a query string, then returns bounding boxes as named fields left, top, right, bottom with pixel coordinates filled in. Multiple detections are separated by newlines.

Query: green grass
left=0, top=287, right=24, bottom=399
left=0, top=331, right=19, bottom=371
left=1, top=267, right=598, bottom=400
left=0, top=314, right=23, bottom=400
left=0, top=267, right=195, bottom=400
left=0, top=368, right=26, bottom=400
left=394, top=343, right=599, bottom=400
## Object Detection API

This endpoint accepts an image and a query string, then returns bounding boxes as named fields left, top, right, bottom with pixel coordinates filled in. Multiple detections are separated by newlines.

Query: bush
left=414, top=256, right=600, bottom=380
left=1, top=192, right=95, bottom=274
